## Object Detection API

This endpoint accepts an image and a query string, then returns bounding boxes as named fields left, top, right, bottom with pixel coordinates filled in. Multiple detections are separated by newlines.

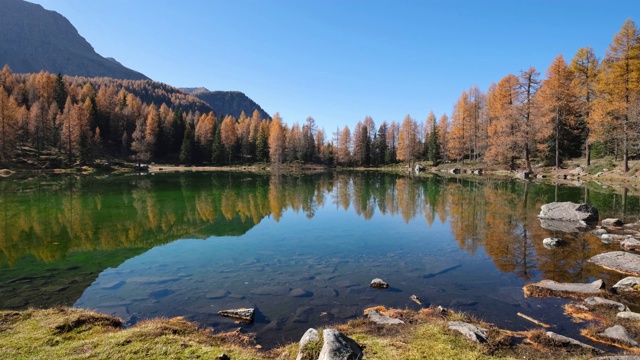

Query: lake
left=0, top=171, right=637, bottom=347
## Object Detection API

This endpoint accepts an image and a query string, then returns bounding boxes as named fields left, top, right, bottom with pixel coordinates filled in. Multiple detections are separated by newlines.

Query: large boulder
left=589, top=251, right=640, bottom=276
left=318, top=329, right=363, bottom=360
left=538, top=202, right=599, bottom=223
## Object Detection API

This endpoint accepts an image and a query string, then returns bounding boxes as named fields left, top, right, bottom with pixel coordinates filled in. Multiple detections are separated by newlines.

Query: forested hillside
left=0, top=19, right=638, bottom=171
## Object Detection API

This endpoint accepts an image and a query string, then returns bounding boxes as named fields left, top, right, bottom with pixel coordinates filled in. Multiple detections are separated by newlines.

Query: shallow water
left=0, top=172, right=637, bottom=347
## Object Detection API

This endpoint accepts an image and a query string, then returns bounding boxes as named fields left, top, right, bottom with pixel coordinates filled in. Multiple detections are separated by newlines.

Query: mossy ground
left=0, top=306, right=606, bottom=360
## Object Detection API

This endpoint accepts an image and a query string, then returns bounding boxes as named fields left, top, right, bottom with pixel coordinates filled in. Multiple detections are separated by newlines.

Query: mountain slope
left=0, top=0, right=148, bottom=80
left=190, top=90, right=270, bottom=119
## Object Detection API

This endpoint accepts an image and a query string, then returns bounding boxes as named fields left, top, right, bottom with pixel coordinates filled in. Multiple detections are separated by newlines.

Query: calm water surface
left=0, top=172, right=638, bottom=347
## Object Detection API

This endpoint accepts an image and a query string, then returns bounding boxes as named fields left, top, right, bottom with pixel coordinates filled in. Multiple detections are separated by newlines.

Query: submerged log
left=217, top=308, right=255, bottom=323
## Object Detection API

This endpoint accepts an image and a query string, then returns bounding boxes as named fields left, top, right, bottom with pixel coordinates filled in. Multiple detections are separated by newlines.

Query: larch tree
left=352, top=121, right=371, bottom=166
left=28, top=98, right=50, bottom=156
left=486, top=74, right=520, bottom=168
left=537, top=54, right=584, bottom=169
left=336, top=125, right=352, bottom=166
left=0, top=88, right=18, bottom=163
left=145, top=105, right=160, bottom=159
left=449, top=92, right=470, bottom=162
left=220, top=115, right=238, bottom=163
left=570, top=46, right=600, bottom=165
left=268, top=113, right=285, bottom=165
left=436, top=114, right=449, bottom=162
left=593, top=18, right=640, bottom=172
left=517, top=67, right=540, bottom=172
left=397, top=114, right=419, bottom=166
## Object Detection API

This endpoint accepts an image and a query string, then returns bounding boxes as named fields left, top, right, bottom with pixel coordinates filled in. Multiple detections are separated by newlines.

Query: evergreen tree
left=179, top=122, right=194, bottom=164
left=53, top=73, right=67, bottom=111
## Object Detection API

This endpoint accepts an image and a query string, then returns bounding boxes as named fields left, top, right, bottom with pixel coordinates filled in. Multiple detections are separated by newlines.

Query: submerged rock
left=590, top=252, right=640, bottom=276
left=369, top=278, right=389, bottom=289
left=538, top=202, right=599, bottom=223
left=523, top=279, right=605, bottom=299
left=318, top=329, right=363, bottom=360
left=448, top=321, right=488, bottom=343
left=217, top=308, right=255, bottom=323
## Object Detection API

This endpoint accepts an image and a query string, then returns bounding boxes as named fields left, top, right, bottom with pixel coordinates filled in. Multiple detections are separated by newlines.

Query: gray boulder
left=590, top=251, right=640, bottom=276
left=617, top=311, right=640, bottom=321
left=538, top=202, right=599, bottom=223
left=296, top=328, right=320, bottom=360
left=622, top=238, right=640, bottom=251
left=613, top=277, right=640, bottom=294
left=448, top=321, right=488, bottom=343
left=318, top=329, right=363, bottom=360
left=370, top=278, right=389, bottom=289
left=584, top=296, right=629, bottom=311
left=543, top=237, right=566, bottom=249
left=593, top=228, right=608, bottom=236
left=367, top=310, right=404, bottom=325
left=523, top=279, right=605, bottom=299
left=598, top=325, right=638, bottom=347
left=544, top=331, right=603, bottom=353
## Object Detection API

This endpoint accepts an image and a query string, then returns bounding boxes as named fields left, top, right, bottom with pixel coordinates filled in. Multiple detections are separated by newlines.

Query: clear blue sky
left=28, top=0, right=638, bottom=133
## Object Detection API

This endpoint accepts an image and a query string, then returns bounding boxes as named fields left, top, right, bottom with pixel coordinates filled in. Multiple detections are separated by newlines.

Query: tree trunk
left=586, top=143, right=591, bottom=166
left=555, top=105, right=560, bottom=170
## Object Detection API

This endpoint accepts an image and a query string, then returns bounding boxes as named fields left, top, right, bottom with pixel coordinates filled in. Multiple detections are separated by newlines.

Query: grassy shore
left=0, top=306, right=603, bottom=359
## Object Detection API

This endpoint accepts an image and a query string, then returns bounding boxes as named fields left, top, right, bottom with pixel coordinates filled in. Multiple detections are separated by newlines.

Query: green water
left=0, top=172, right=637, bottom=347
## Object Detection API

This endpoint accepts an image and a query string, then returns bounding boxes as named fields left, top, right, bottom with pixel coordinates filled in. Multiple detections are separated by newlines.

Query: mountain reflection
left=0, top=172, right=634, bottom=283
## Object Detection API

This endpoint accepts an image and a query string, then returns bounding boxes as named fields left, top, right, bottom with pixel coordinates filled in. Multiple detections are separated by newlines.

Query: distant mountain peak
left=0, top=0, right=148, bottom=80
left=182, top=89, right=270, bottom=120
left=181, top=87, right=210, bottom=95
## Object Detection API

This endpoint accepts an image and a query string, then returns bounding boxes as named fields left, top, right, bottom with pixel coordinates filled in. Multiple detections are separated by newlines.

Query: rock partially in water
left=217, top=308, right=255, bottom=323
left=449, top=168, right=461, bottom=174
left=590, top=252, right=640, bottom=276
left=369, top=278, right=389, bottom=289
left=366, top=310, right=404, bottom=325
left=602, top=218, right=624, bottom=227
left=318, top=329, right=363, bottom=360
left=598, top=325, right=638, bottom=347
left=410, top=294, right=422, bottom=306
left=593, top=228, right=608, bottom=236
left=544, top=331, right=603, bottom=353
left=613, top=277, right=640, bottom=294
left=448, top=321, right=488, bottom=343
left=538, top=202, right=599, bottom=223
left=543, top=237, right=566, bottom=249
left=584, top=296, right=629, bottom=311
left=523, top=279, right=605, bottom=299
